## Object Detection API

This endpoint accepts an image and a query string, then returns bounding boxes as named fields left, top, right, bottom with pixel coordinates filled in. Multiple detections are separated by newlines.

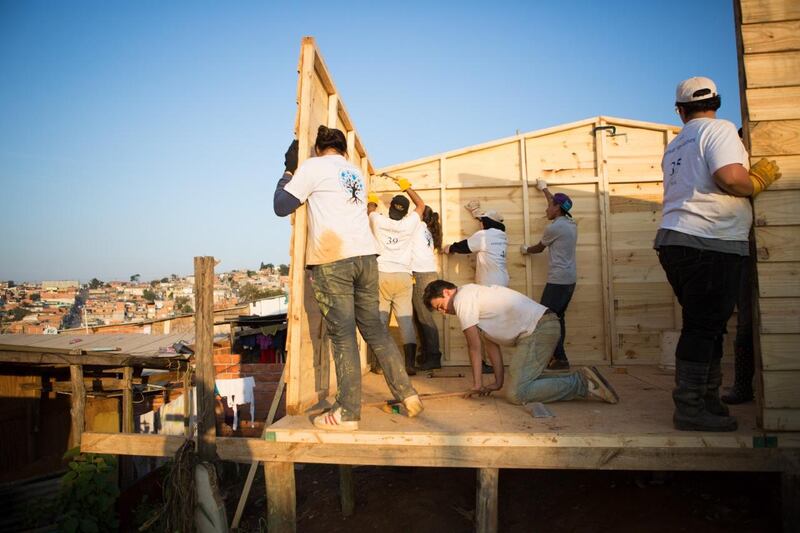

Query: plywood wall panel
left=757, top=262, right=800, bottom=297
left=525, top=125, right=597, bottom=181
left=763, top=155, right=800, bottom=190
left=744, top=51, right=800, bottom=88
left=742, top=19, right=800, bottom=52
left=445, top=142, right=521, bottom=189
left=741, top=0, right=800, bottom=23
left=750, top=119, right=800, bottom=155
left=761, top=334, right=800, bottom=370
left=758, top=297, right=800, bottom=333
left=755, top=226, right=800, bottom=261
left=747, top=87, right=800, bottom=121
left=753, top=188, right=800, bottom=226
left=762, top=371, right=800, bottom=408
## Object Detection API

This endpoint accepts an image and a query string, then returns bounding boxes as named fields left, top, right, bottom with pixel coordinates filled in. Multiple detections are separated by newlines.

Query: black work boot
left=673, top=360, right=737, bottom=432
left=403, top=343, right=417, bottom=376
left=704, top=358, right=729, bottom=416
left=721, top=343, right=754, bottom=404
left=417, top=351, right=442, bottom=371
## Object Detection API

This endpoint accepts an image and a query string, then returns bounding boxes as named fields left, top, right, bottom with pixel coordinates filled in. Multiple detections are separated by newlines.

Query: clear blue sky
left=0, top=0, right=741, bottom=282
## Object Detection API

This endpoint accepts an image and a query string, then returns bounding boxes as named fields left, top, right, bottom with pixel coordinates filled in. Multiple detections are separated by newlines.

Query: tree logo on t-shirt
left=339, top=169, right=364, bottom=204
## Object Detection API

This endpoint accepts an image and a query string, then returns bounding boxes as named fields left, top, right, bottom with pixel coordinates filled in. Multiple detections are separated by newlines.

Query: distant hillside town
left=0, top=263, right=289, bottom=334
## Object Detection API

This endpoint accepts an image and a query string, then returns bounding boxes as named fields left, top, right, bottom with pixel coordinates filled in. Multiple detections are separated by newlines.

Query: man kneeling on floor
left=423, top=280, right=618, bottom=405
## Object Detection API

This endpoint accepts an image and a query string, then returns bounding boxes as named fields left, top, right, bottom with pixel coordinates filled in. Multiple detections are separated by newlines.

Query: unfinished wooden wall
left=736, top=0, right=800, bottom=430
left=286, top=37, right=375, bottom=414
left=375, top=117, right=684, bottom=366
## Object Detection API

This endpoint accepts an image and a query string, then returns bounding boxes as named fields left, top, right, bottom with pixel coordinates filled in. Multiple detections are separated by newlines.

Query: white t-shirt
left=467, top=228, right=509, bottom=287
left=411, top=223, right=437, bottom=273
left=542, top=216, right=577, bottom=284
left=369, top=211, right=421, bottom=273
left=659, top=118, right=752, bottom=241
left=283, top=154, right=378, bottom=265
left=453, top=284, right=548, bottom=346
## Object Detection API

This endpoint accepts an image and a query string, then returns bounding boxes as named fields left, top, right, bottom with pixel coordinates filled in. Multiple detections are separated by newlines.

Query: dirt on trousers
left=231, top=463, right=780, bottom=533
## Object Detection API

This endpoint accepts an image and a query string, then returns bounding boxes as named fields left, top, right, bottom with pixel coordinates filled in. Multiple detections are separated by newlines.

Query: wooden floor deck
left=265, top=364, right=795, bottom=454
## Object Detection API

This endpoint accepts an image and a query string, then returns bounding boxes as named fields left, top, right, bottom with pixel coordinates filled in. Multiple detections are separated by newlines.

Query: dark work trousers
left=735, top=257, right=754, bottom=352
left=412, top=271, right=441, bottom=359
left=539, top=282, right=576, bottom=362
left=310, top=255, right=416, bottom=421
left=657, top=246, right=744, bottom=364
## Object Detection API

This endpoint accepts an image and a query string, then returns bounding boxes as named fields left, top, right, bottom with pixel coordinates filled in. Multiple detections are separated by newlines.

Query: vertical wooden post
left=782, top=466, right=800, bottom=533
left=183, top=363, right=192, bottom=438
left=69, top=364, right=85, bottom=449
left=122, top=366, right=134, bottom=433
left=595, top=118, right=617, bottom=365
left=194, top=256, right=217, bottom=461
left=265, top=461, right=296, bottom=533
left=439, top=156, right=450, bottom=363
left=475, top=468, right=499, bottom=533
left=519, top=136, right=533, bottom=298
left=339, top=465, right=355, bottom=517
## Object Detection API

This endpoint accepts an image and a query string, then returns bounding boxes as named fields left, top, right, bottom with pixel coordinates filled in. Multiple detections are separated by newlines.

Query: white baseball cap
left=675, top=76, right=718, bottom=104
left=480, top=210, right=504, bottom=223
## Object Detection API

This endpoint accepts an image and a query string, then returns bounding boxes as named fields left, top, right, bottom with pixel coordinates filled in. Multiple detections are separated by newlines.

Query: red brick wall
left=213, top=347, right=285, bottom=425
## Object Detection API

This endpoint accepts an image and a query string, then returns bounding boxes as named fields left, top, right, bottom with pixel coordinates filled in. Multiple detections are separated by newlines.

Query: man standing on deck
left=655, top=77, right=781, bottom=432
left=521, top=181, right=578, bottom=371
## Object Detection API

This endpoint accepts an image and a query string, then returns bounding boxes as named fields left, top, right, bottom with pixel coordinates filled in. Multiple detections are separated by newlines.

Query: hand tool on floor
left=426, top=372, right=464, bottom=379
left=364, top=390, right=467, bottom=411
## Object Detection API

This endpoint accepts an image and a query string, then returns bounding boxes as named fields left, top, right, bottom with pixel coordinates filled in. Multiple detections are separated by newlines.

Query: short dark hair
left=677, top=95, right=721, bottom=116
left=423, top=279, right=456, bottom=311
left=480, top=217, right=506, bottom=232
left=315, top=125, right=347, bottom=155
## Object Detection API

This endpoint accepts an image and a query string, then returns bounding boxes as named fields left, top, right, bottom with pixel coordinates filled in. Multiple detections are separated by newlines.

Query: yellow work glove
left=395, top=177, right=412, bottom=191
left=367, top=192, right=379, bottom=205
left=749, top=158, right=781, bottom=196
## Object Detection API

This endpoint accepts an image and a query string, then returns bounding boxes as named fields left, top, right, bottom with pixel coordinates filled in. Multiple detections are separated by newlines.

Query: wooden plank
left=757, top=262, right=800, bottom=297
left=761, top=155, right=800, bottom=190
left=740, top=0, right=800, bottom=24
left=596, top=119, right=616, bottom=364
left=747, top=87, right=800, bottom=121
left=750, top=119, right=800, bottom=156
left=763, top=370, right=800, bottom=408
left=762, top=408, right=800, bottom=431
left=194, top=256, right=216, bottom=460
left=754, top=189, right=800, bottom=226
left=742, top=19, right=800, bottom=53
left=70, top=365, right=85, bottom=448
left=79, top=432, right=793, bottom=472
left=756, top=226, right=800, bottom=261
left=761, top=334, right=800, bottom=370
left=520, top=138, right=533, bottom=297
left=475, top=468, right=499, bottom=533
left=758, top=297, right=800, bottom=333
left=744, top=51, right=800, bottom=88
left=445, top=141, right=521, bottom=188
left=122, top=366, right=134, bottom=433
left=265, top=462, right=296, bottom=533
left=0, top=349, right=182, bottom=368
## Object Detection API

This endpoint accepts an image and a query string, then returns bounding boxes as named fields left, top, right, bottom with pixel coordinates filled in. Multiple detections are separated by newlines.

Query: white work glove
left=443, top=244, right=451, bottom=255
left=520, top=244, right=530, bottom=255
left=536, top=179, right=548, bottom=191
left=464, top=199, right=482, bottom=218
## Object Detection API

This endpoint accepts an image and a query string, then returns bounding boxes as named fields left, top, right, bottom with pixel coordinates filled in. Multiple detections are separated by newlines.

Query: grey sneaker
left=579, top=366, right=619, bottom=404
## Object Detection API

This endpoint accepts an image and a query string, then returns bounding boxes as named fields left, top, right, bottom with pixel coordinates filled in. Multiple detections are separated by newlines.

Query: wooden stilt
left=120, top=366, right=135, bottom=489
left=265, top=461, right=296, bottom=533
left=70, top=364, right=85, bottom=449
left=783, top=467, right=800, bottom=533
left=339, top=465, right=354, bottom=517
left=183, top=363, right=192, bottom=438
left=475, top=468, right=498, bottom=533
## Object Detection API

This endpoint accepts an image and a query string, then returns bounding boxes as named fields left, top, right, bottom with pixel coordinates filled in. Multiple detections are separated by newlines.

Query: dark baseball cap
left=388, top=195, right=410, bottom=220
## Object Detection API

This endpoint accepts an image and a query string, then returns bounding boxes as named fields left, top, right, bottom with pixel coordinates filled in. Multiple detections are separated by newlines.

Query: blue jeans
left=412, top=271, right=441, bottom=358
left=657, top=246, right=743, bottom=364
left=539, top=283, right=575, bottom=362
left=505, top=313, right=586, bottom=404
left=310, top=255, right=417, bottom=421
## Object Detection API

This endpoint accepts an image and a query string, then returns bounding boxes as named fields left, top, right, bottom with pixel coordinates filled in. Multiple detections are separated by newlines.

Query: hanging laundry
left=214, top=377, right=255, bottom=430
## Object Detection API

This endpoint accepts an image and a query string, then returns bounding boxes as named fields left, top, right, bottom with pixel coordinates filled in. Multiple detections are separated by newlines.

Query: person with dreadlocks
left=273, top=126, right=423, bottom=430
left=411, top=206, right=444, bottom=370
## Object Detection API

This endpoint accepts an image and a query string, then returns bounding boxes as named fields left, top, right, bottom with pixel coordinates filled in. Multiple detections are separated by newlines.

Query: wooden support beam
left=69, top=364, right=85, bottom=448
left=595, top=118, right=617, bottom=364
left=519, top=137, right=533, bottom=298
left=339, top=465, right=355, bottom=517
left=194, top=256, right=217, bottom=461
left=783, top=468, right=800, bottom=533
left=265, top=462, right=296, bottom=533
left=183, top=365, right=192, bottom=438
left=475, top=468, right=499, bottom=533
left=122, top=366, right=134, bottom=433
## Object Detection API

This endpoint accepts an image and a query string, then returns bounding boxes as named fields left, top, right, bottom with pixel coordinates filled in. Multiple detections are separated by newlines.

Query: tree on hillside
left=142, top=289, right=158, bottom=303
left=279, top=264, right=289, bottom=275
left=238, top=283, right=285, bottom=303
left=175, top=296, right=193, bottom=314
left=150, top=280, right=159, bottom=288
left=160, top=277, right=169, bottom=283
left=6, top=281, right=15, bottom=288
left=246, top=270, right=256, bottom=278
left=9, top=308, right=32, bottom=321
left=89, top=278, right=103, bottom=289
left=130, top=274, right=140, bottom=283
left=30, top=293, right=41, bottom=302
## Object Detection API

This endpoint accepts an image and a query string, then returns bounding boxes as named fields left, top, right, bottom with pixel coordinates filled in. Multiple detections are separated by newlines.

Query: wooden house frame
left=79, top=7, right=800, bottom=529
